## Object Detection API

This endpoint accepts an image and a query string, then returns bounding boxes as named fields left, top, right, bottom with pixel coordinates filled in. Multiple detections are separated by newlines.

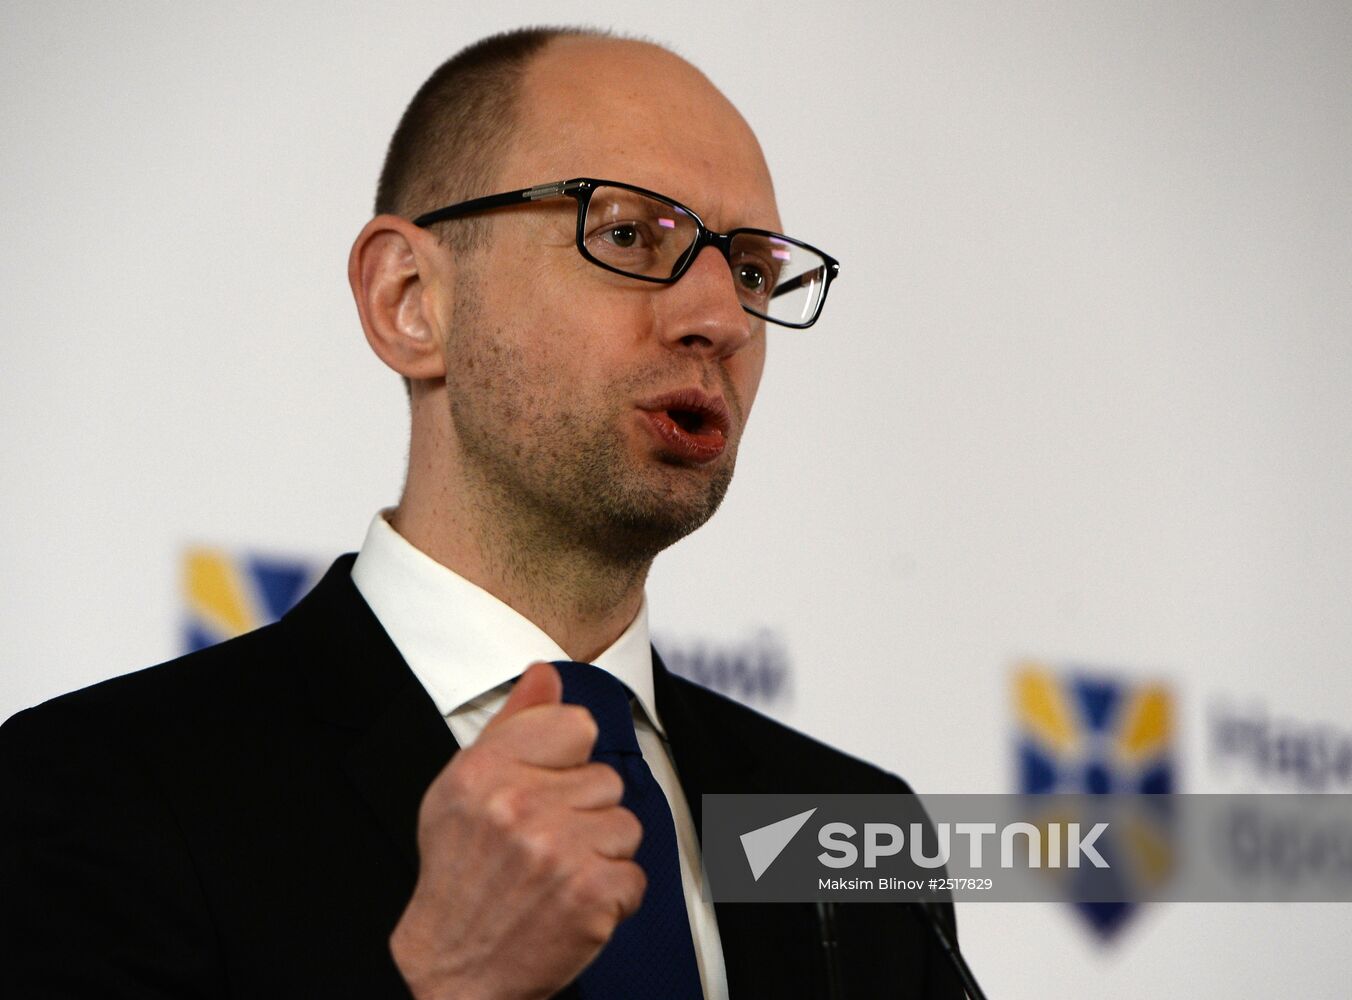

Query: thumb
left=488, top=661, right=562, bottom=729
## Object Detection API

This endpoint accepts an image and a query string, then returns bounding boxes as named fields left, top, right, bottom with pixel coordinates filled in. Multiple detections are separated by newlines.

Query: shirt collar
left=350, top=511, right=662, bottom=735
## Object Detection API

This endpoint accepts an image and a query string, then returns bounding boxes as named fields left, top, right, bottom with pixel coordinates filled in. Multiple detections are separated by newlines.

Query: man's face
left=434, top=39, right=780, bottom=563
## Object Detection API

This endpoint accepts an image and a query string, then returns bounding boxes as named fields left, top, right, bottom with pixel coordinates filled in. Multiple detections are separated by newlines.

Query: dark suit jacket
left=1, top=556, right=961, bottom=998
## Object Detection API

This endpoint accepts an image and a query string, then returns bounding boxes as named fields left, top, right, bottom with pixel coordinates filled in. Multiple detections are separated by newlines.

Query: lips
left=637, top=389, right=732, bottom=464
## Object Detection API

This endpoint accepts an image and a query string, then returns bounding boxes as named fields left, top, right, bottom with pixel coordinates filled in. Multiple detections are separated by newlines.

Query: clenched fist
left=390, top=661, right=646, bottom=1000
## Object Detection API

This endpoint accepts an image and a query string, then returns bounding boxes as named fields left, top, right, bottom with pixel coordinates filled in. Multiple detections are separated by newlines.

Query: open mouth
left=639, top=390, right=731, bottom=464
left=668, top=407, right=709, bottom=434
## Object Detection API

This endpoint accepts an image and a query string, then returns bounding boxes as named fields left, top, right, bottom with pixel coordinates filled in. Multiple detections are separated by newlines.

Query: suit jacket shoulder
left=0, top=559, right=441, bottom=998
left=661, top=669, right=915, bottom=795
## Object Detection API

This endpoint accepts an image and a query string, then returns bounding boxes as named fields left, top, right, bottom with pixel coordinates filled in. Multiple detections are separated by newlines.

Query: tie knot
left=552, top=661, right=640, bottom=756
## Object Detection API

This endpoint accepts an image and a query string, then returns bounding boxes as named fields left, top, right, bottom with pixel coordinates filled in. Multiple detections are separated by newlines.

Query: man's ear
left=347, top=214, right=451, bottom=381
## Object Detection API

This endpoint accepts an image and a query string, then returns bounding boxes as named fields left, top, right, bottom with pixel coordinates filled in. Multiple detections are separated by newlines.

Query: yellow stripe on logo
left=185, top=548, right=255, bottom=639
left=1116, top=686, right=1172, bottom=764
left=1013, top=663, right=1079, bottom=754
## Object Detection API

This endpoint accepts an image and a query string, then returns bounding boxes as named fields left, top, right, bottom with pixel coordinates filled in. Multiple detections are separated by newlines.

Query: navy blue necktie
left=552, top=660, right=704, bottom=1000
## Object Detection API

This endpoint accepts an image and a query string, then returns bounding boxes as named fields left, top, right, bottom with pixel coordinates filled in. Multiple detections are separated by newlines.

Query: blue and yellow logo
left=1013, top=661, right=1176, bottom=938
left=183, top=548, right=321, bottom=653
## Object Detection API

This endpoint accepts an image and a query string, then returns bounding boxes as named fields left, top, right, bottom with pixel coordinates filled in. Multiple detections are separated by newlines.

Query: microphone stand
left=917, top=901, right=988, bottom=1000
left=816, top=900, right=988, bottom=999
left=815, top=900, right=845, bottom=1000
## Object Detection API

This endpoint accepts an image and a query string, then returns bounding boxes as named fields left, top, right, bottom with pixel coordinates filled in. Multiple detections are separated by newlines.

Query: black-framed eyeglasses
left=412, top=178, right=840, bottom=329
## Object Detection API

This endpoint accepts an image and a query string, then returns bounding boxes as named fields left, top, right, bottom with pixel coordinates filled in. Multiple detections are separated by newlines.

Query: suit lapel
left=281, top=558, right=585, bottom=1000
left=342, top=680, right=458, bottom=871
left=651, top=650, right=770, bottom=837
left=653, top=652, right=827, bottom=996
left=282, top=556, right=459, bottom=873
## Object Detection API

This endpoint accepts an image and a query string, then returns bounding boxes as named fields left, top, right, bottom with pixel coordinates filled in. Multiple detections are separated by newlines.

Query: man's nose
left=657, top=245, right=756, bottom=358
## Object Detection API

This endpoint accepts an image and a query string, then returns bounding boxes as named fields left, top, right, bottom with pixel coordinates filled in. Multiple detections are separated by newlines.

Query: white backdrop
left=4, top=2, right=1351, bottom=996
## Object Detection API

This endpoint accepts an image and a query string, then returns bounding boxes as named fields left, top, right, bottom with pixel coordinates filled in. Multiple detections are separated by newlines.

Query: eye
left=728, top=237, right=785, bottom=301
left=736, top=263, right=767, bottom=293
left=605, top=223, right=641, bottom=249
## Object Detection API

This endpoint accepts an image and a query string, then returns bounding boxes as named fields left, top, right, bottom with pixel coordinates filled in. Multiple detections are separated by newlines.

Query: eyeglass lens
left=581, top=185, right=829, bottom=327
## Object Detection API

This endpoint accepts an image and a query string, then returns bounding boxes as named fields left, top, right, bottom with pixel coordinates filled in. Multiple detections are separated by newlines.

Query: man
left=1, top=27, right=961, bottom=999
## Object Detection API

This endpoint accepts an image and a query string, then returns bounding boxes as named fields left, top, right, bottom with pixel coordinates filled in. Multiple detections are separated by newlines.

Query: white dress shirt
left=350, top=512, right=728, bottom=999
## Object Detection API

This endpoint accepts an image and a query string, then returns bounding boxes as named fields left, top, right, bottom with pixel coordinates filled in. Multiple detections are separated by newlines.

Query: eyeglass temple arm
left=411, top=181, right=580, bottom=228
left=770, top=263, right=836, bottom=300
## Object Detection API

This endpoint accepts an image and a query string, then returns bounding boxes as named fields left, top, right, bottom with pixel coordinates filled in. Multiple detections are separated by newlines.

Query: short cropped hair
left=375, top=25, right=605, bottom=254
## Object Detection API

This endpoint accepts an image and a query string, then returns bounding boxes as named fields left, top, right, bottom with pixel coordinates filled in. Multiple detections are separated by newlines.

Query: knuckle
left=483, top=784, right=532, bottom=830
left=515, top=825, right=565, bottom=876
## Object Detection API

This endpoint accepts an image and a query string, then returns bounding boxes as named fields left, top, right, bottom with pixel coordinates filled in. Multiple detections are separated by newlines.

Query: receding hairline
left=506, top=34, right=776, bottom=222
left=512, top=33, right=753, bottom=145
left=374, top=27, right=709, bottom=225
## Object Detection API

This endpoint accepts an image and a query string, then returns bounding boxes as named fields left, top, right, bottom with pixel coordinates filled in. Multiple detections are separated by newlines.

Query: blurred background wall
left=3, top=1, right=1350, bottom=995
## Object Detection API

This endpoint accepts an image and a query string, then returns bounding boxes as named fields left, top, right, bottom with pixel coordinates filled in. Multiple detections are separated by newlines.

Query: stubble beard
left=446, top=281, right=739, bottom=573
